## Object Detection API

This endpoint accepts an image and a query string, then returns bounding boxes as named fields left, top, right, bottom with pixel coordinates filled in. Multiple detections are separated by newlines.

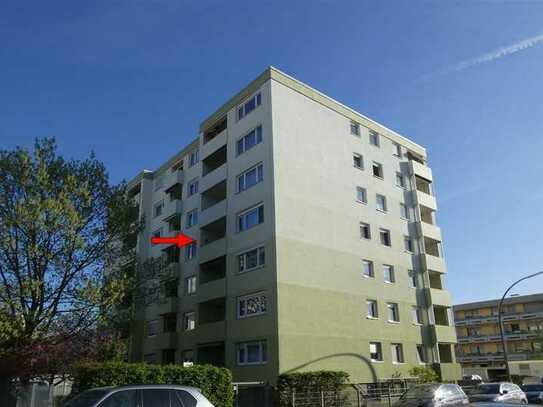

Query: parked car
left=468, top=382, right=527, bottom=404
left=63, top=385, right=214, bottom=407
left=393, top=383, right=469, bottom=406
left=521, top=383, right=543, bottom=404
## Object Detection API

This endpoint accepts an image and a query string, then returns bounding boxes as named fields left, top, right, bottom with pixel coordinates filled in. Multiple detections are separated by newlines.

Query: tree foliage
left=0, top=138, right=140, bottom=382
left=408, top=366, right=440, bottom=383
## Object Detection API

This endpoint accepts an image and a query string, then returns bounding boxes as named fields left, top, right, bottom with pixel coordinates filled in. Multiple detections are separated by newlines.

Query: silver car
left=63, top=385, right=215, bottom=407
left=469, top=382, right=527, bottom=404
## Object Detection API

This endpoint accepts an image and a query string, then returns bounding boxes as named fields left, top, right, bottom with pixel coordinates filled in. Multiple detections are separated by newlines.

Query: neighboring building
left=127, top=67, right=460, bottom=383
left=454, top=293, right=543, bottom=381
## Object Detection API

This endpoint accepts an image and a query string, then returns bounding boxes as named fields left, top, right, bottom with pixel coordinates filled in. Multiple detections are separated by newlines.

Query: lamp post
left=498, top=271, right=543, bottom=382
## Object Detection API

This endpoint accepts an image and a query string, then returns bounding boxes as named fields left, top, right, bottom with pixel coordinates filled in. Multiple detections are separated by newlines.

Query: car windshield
left=477, top=384, right=501, bottom=394
left=522, top=384, right=543, bottom=392
left=64, top=389, right=110, bottom=407
left=401, top=384, right=439, bottom=399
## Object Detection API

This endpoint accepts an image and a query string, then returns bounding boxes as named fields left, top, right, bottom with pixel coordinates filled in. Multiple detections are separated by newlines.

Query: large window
left=370, top=342, right=383, bottom=362
left=237, top=93, right=262, bottom=121
left=362, top=260, right=374, bottom=278
left=238, top=246, right=265, bottom=273
left=237, top=340, right=267, bottom=365
left=237, top=163, right=263, bottom=192
left=391, top=343, right=404, bottom=364
left=387, top=303, right=400, bottom=322
left=183, top=312, right=195, bottom=331
left=367, top=300, right=378, bottom=319
left=237, top=292, right=267, bottom=318
left=238, top=204, right=264, bottom=232
left=237, top=125, right=263, bottom=155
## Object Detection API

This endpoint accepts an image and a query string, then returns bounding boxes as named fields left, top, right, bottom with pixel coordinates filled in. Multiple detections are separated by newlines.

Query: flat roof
left=454, top=293, right=543, bottom=311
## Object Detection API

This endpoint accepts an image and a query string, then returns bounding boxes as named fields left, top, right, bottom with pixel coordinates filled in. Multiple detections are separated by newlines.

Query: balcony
left=198, top=278, right=226, bottom=303
left=420, top=254, right=447, bottom=274
left=200, top=255, right=226, bottom=284
left=416, top=221, right=442, bottom=242
left=414, top=190, right=437, bottom=211
left=202, top=121, right=227, bottom=159
left=409, top=160, right=433, bottom=182
left=164, top=170, right=184, bottom=193
left=454, top=310, right=543, bottom=326
left=202, top=145, right=227, bottom=177
left=425, top=287, right=452, bottom=307
left=200, top=164, right=227, bottom=193
left=428, top=325, right=458, bottom=344
left=199, top=199, right=227, bottom=227
left=162, top=199, right=183, bottom=221
left=145, top=297, right=178, bottom=317
left=197, top=341, right=225, bottom=366
left=144, top=332, right=178, bottom=350
left=199, top=237, right=226, bottom=263
left=201, top=180, right=226, bottom=211
left=457, top=352, right=543, bottom=363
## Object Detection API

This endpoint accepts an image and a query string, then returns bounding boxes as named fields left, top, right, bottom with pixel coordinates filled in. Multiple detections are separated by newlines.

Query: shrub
left=409, top=366, right=439, bottom=383
left=72, top=362, right=233, bottom=407
left=277, top=370, right=349, bottom=407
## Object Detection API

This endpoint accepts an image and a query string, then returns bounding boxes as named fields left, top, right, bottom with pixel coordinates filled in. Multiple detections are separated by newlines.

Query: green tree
left=0, top=138, right=140, bottom=387
left=409, top=366, right=440, bottom=383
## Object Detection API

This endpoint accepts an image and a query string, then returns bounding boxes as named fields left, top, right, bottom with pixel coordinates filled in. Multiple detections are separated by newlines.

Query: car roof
left=108, top=384, right=201, bottom=391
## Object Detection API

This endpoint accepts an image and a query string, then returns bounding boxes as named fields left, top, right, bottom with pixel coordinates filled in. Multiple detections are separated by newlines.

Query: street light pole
left=498, top=271, right=543, bottom=382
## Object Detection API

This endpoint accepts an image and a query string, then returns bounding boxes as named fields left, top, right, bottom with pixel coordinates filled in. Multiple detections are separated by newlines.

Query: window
left=186, top=209, right=198, bottom=228
left=404, top=236, right=413, bottom=252
left=237, top=163, right=263, bottom=192
left=185, top=242, right=197, bottom=260
left=376, top=194, right=387, bottom=212
left=147, top=320, right=159, bottom=337
left=416, top=344, right=427, bottom=363
left=391, top=343, right=404, bottom=363
left=142, top=389, right=170, bottom=407
left=396, top=172, right=406, bottom=189
left=393, top=142, right=402, bottom=157
left=380, top=228, right=391, bottom=246
left=237, top=125, right=263, bottom=155
left=369, top=342, right=383, bottom=361
left=238, top=204, right=264, bottom=231
left=237, top=92, right=262, bottom=121
left=174, top=391, right=197, bottom=407
left=360, top=222, right=371, bottom=240
left=99, top=390, right=138, bottom=407
left=153, top=201, right=164, bottom=218
left=237, top=340, right=267, bottom=365
left=400, top=203, right=410, bottom=220
left=408, top=270, right=418, bottom=288
left=187, top=179, right=199, bottom=196
left=369, top=130, right=380, bottom=147
left=353, top=153, right=363, bottom=169
left=356, top=187, right=367, bottom=204
left=185, top=276, right=196, bottom=295
left=154, top=174, right=164, bottom=191
left=183, top=312, right=195, bottom=331
left=238, top=246, right=265, bottom=273
left=362, top=260, right=374, bottom=278
left=238, top=292, right=267, bottom=318
left=152, top=228, right=163, bottom=238
left=412, top=307, right=422, bottom=324
left=367, top=300, right=378, bottom=318
left=350, top=121, right=360, bottom=136
left=383, top=265, right=395, bottom=283
left=387, top=303, right=400, bottom=322
left=189, top=149, right=199, bottom=167
left=372, top=162, right=383, bottom=178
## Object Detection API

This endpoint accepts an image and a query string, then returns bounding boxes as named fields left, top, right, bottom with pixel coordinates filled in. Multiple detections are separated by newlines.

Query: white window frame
left=383, top=265, right=395, bottom=283
left=404, top=236, right=414, bottom=253
left=183, top=312, right=195, bottom=331
left=353, top=153, right=364, bottom=169
left=372, top=161, right=383, bottom=179
left=360, top=222, right=371, bottom=240
left=396, top=172, right=407, bottom=189
left=412, top=306, right=422, bottom=325
left=387, top=303, right=400, bottom=323
left=237, top=291, right=267, bottom=319
left=400, top=203, right=410, bottom=220
left=186, top=209, right=198, bottom=229
left=416, top=344, right=427, bottom=364
left=185, top=276, right=197, bottom=295
left=237, top=203, right=264, bottom=232
left=391, top=343, right=404, bottom=364
left=367, top=300, right=378, bottom=319
left=238, top=246, right=265, bottom=273
left=237, top=340, right=267, bottom=365
left=237, top=92, right=262, bottom=121
left=356, top=186, right=367, bottom=204
left=362, top=260, right=374, bottom=278
left=380, top=228, right=391, bottom=247
left=408, top=270, right=418, bottom=288
left=369, top=130, right=380, bottom=147
left=237, top=163, right=263, bottom=193
left=370, top=342, right=383, bottom=362
left=189, top=149, right=199, bottom=167
left=236, top=125, right=263, bottom=156
left=185, top=242, right=197, bottom=261
left=376, top=194, right=387, bottom=212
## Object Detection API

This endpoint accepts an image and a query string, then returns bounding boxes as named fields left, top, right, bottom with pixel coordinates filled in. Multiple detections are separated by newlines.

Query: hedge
left=277, top=370, right=349, bottom=407
left=72, top=362, right=233, bottom=407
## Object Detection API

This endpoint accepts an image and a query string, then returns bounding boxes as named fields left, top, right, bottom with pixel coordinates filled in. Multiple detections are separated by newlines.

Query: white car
left=63, top=385, right=214, bottom=407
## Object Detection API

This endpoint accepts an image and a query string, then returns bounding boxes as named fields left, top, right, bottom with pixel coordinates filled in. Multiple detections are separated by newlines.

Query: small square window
left=360, top=223, right=371, bottom=240
left=379, top=228, right=391, bottom=247
left=350, top=122, right=360, bottom=136
left=362, top=260, right=374, bottom=278
left=387, top=303, right=400, bottom=322
left=383, top=265, right=395, bottom=283
left=370, top=342, right=382, bottom=361
left=376, top=194, right=387, bottom=212
left=353, top=153, right=363, bottom=169
left=369, top=130, right=380, bottom=147
left=367, top=300, right=378, bottom=318
left=356, top=187, right=367, bottom=204
left=372, top=162, right=383, bottom=178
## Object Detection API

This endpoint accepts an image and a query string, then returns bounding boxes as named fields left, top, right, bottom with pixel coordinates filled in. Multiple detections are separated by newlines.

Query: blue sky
left=1, top=0, right=543, bottom=303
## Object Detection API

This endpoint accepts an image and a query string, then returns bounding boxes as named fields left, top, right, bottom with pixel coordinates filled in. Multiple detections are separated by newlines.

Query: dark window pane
left=175, top=390, right=197, bottom=407
left=98, top=390, right=137, bottom=407
left=142, top=389, right=170, bottom=407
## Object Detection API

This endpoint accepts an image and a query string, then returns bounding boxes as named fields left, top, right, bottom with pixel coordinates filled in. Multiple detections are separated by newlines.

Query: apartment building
left=454, top=293, right=543, bottom=381
left=127, top=67, right=460, bottom=383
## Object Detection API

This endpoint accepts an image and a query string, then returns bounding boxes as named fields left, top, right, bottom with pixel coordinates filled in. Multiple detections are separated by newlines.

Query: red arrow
left=151, top=233, right=195, bottom=248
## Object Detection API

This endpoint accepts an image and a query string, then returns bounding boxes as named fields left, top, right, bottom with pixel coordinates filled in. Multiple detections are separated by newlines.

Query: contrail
left=416, top=31, right=543, bottom=82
